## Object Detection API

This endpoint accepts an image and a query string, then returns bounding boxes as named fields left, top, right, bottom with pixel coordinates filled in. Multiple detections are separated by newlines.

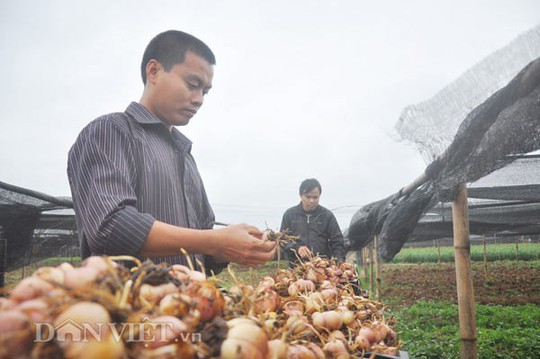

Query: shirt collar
left=126, top=101, right=164, bottom=125
left=126, top=101, right=193, bottom=153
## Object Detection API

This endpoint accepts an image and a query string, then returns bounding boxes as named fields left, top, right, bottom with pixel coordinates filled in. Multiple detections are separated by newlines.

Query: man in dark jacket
left=280, top=178, right=346, bottom=266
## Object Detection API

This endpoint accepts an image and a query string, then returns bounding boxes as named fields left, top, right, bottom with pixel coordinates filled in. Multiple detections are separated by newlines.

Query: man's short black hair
left=141, top=30, right=216, bottom=85
left=299, top=178, right=322, bottom=195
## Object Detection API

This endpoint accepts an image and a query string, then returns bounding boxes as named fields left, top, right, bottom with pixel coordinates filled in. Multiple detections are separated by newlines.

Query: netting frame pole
left=482, top=234, right=488, bottom=281
left=452, top=183, right=478, bottom=359
left=0, top=237, right=6, bottom=290
left=369, top=239, right=375, bottom=297
left=363, top=247, right=368, bottom=287
left=374, top=235, right=382, bottom=302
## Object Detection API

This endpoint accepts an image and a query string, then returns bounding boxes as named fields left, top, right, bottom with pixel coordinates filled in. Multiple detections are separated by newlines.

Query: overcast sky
left=1, top=0, right=539, bottom=230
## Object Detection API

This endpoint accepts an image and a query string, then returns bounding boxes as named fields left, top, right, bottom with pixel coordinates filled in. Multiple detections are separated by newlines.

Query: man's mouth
left=182, top=109, right=197, bottom=116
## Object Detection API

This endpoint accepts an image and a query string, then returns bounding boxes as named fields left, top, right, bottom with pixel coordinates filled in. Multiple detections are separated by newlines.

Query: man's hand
left=210, top=224, right=277, bottom=267
left=298, top=245, right=312, bottom=259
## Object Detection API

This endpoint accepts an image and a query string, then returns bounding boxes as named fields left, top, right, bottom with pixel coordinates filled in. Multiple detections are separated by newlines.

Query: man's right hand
left=298, top=245, right=313, bottom=259
left=210, top=223, right=277, bottom=267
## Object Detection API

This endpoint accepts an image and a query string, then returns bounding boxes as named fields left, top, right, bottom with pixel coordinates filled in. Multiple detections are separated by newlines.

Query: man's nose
left=191, top=90, right=204, bottom=107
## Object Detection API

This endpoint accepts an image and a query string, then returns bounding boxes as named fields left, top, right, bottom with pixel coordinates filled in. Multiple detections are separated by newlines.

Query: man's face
left=148, top=51, right=214, bottom=126
left=300, top=187, right=320, bottom=213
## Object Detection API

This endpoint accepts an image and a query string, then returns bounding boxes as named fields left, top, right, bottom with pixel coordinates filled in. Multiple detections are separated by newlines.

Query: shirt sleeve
left=67, top=118, right=155, bottom=257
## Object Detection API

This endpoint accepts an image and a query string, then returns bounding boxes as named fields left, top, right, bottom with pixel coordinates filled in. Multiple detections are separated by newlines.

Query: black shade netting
left=0, top=181, right=75, bottom=272
left=346, top=24, right=540, bottom=261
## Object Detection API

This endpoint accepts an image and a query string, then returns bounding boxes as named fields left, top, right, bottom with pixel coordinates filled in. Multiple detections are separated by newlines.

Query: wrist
left=204, top=228, right=221, bottom=257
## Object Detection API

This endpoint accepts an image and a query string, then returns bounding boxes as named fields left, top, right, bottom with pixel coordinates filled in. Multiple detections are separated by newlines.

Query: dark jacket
left=280, top=203, right=345, bottom=263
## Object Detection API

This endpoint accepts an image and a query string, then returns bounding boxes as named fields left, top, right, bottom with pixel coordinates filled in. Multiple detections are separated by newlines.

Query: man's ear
left=145, top=59, right=161, bottom=84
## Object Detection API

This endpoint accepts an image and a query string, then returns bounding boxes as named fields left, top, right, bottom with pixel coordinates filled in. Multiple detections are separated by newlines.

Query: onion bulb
left=267, top=339, right=288, bottom=359
left=312, top=311, right=343, bottom=331
left=221, top=317, right=268, bottom=359
left=323, top=339, right=349, bottom=359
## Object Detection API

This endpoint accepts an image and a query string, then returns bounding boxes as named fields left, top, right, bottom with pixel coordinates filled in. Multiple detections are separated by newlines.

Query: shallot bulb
left=305, top=343, right=325, bottom=358
left=58, top=262, right=74, bottom=272
left=228, top=284, right=254, bottom=298
left=0, top=297, right=15, bottom=311
left=10, top=276, right=54, bottom=302
left=285, top=314, right=309, bottom=335
left=304, top=292, right=325, bottom=314
left=355, top=326, right=376, bottom=350
left=319, top=280, right=335, bottom=290
left=186, top=281, right=225, bottom=322
left=15, top=298, right=51, bottom=323
left=312, top=310, right=343, bottom=331
left=336, top=307, right=355, bottom=326
left=169, top=264, right=206, bottom=282
left=254, top=288, right=280, bottom=314
left=282, top=300, right=305, bottom=316
left=288, top=279, right=315, bottom=296
left=54, top=301, right=124, bottom=359
left=273, top=270, right=293, bottom=287
left=0, top=310, right=33, bottom=359
left=81, top=255, right=115, bottom=273
left=63, top=266, right=102, bottom=290
left=323, top=339, right=349, bottom=359
left=221, top=318, right=268, bottom=359
left=305, top=268, right=318, bottom=282
left=142, top=315, right=188, bottom=349
left=139, top=282, right=179, bottom=306
left=258, top=276, right=276, bottom=288
left=33, top=266, right=65, bottom=285
left=287, top=344, right=317, bottom=358
left=371, top=320, right=390, bottom=343
left=328, top=330, right=347, bottom=342
left=159, top=293, right=191, bottom=317
left=320, top=288, right=339, bottom=305
left=267, top=339, right=288, bottom=359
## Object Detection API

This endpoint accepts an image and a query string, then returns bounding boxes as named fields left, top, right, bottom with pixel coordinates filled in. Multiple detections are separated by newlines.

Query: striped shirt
left=67, top=102, right=222, bottom=271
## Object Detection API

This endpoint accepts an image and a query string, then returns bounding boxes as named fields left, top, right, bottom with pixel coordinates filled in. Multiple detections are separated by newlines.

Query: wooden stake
left=363, top=247, right=368, bottom=287
left=375, top=235, right=382, bottom=302
left=495, top=234, right=500, bottom=261
left=452, top=183, right=478, bottom=359
left=369, top=240, right=375, bottom=298
left=515, top=237, right=519, bottom=260
left=482, top=234, right=488, bottom=281
left=437, top=239, right=441, bottom=267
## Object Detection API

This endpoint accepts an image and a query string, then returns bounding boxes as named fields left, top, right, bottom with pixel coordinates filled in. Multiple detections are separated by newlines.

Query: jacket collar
left=295, top=202, right=321, bottom=215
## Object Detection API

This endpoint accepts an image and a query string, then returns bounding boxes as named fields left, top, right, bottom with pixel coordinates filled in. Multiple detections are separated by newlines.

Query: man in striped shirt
left=67, top=30, right=276, bottom=273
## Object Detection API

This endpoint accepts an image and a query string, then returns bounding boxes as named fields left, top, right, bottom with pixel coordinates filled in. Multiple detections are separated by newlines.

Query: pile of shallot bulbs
left=1, top=253, right=400, bottom=358
left=1, top=256, right=227, bottom=359
left=221, top=256, right=400, bottom=358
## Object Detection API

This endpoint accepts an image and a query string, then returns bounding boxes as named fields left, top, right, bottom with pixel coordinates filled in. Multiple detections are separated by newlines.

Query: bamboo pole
left=482, top=234, right=488, bottom=281
left=369, top=240, right=375, bottom=298
left=363, top=247, right=368, bottom=288
left=437, top=239, right=441, bottom=267
left=495, top=234, right=500, bottom=261
left=375, top=235, right=382, bottom=302
left=452, top=183, right=478, bottom=359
